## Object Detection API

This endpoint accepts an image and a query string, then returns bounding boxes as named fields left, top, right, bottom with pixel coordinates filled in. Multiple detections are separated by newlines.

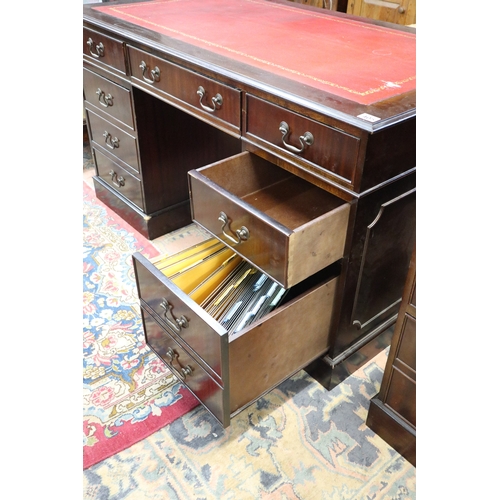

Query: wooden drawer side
left=288, top=202, right=350, bottom=285
left=229, top=275, right=338, bottom=413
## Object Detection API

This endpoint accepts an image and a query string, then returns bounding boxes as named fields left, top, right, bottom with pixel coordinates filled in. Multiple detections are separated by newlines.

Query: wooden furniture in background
left=288, top=0, right=338, bottom=9
left=83, top=0, right=416, bottom=426
left=366, top=248, right=416, bottom=466
left=347, top=0, right=416, bottom=25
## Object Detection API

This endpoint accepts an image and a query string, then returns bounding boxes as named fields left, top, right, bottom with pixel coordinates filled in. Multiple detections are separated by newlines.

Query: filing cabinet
left=134, top=248, right=340, bottom=426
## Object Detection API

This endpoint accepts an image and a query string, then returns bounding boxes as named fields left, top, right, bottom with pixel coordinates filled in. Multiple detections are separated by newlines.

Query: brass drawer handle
left=96, top=88, right=113, bottom=108
left=279, top=121, right=314, bottom=154
left=139, top=61, right=161, bottom=84
left=87, top=37, right=104, bottom=58
left=196, top=86, right=223, bottom=113
left=164, top=348, right=193, bottom=380
left=218, top=211, right=249, bottom=246
left=103, top=131, right=120, bottom=150
left=108, top=170, right=125, bottom=188
left=160, top=299, right=189, bottom=333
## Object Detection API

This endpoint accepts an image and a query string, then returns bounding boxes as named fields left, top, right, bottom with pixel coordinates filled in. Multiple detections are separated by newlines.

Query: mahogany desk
left=83, top=0, right=416, bottom=425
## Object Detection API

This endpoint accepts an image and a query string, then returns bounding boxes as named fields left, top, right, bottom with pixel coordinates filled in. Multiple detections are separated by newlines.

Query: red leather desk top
left=94, top=0, right=416, bottom=105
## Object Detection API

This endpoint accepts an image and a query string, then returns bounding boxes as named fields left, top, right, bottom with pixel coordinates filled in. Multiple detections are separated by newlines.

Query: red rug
left=83, top=182, right=199, bottom=469
left=94, top=0, right=416, bottom=105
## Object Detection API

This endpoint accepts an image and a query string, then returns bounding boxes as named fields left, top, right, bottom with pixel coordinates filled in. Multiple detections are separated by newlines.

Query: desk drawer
left=385, top=368, right=416, bottom=427
left=133, top=246, right=339, bottom=427
left=189, top=152, right=350, bottom=288
left=134, top=245, right=227, bottom=382
left=128, top=46, right=241, bottom=131
left=83, top=27, right=127, bottom=75
left=246, top=95, right=360, bottom=187
left=86, top=109, right=139, bottom=174
left=94, top=149, right=144, bottom=210
left=143, top=307, right=225, bottom=423
left=83, top=67, right=134, bottom=130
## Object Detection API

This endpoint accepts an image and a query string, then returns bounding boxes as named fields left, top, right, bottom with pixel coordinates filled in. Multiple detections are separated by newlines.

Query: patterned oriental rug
left=83, top=182, right=202, bottom=469
left=83, top=351, right=417, bottom=499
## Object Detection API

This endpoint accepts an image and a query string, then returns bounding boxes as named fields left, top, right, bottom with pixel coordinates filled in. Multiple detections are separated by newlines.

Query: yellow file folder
left=169, top=246, right=238, bottom=295
left=153, top=239, right=224, bottom=275
left=188, top=252, right=243, bottom=304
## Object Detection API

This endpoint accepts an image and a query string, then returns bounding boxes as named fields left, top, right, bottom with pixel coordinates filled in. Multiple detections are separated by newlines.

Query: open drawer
left=132, top=242, right=340, bottom=427
left=188, top=152, right=350, bottom=288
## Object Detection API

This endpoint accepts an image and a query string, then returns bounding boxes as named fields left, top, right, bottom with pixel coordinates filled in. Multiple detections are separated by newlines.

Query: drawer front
left=142, top=307, right=227, bottom=425
left=189, top=152, right=350, bottom=288
left=83, top=27, right=127, bottom=75
left=385, top=368, right=416, bottom=427
left=86, top=110, right=139, bottom=173
left=83, top=67, right=135, bottom=130
left=190, top=168, right=289, bottom=286
left=246, top=95, right=360, bottom=187
left=128, top=46, right=241, bottom=131
left=133, top=252, right=226, bottom=382
left=396, top=313, right=416, bottom=372
left=94, top=149, right=144, bottom=210
left=409, top=281, right=416, bottom=309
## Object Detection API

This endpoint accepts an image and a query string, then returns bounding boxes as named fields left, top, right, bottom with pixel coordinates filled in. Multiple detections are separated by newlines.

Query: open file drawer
left=188, top=151, right=350, bottom=288
left=133, top=248, right=340, bottom=427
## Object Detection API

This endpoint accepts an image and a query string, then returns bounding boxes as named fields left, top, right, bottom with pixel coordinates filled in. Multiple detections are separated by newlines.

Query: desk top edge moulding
left=85, top=0, right=416, bottom=132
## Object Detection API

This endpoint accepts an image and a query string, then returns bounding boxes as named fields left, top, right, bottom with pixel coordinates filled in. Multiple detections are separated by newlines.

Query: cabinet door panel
left=350, top=188, right=416, bottom=332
